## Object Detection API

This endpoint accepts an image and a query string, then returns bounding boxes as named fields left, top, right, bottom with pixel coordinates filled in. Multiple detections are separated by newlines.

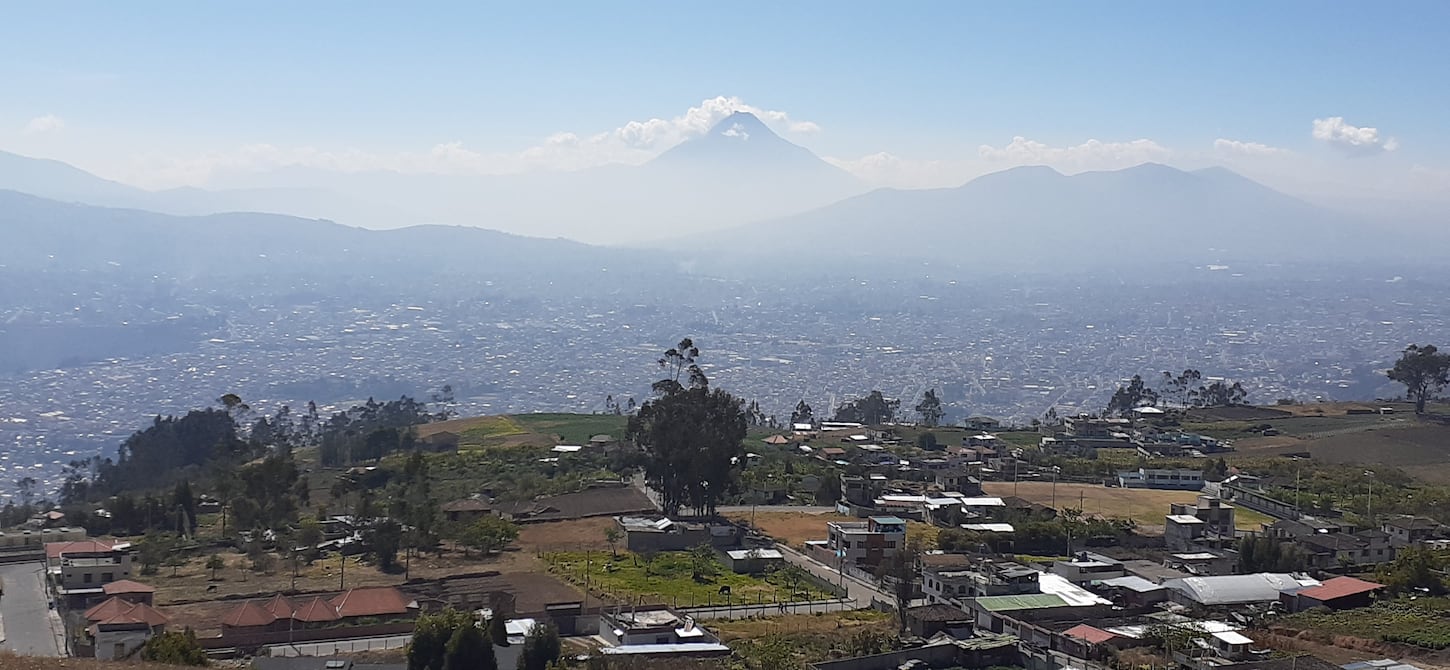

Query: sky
left=3, top=1, right=1449, bottom=200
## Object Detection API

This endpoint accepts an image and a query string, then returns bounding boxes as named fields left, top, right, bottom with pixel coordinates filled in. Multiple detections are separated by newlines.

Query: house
left=839, top=473, right=886, bottom=507
left=1059, top=623, right=1132, bottom=659
left=826, top=516, right=907, bottom=568
left=618, top=516, right=739, bottom=552
left=83, top=596, right=169, bottom=660
left=1165, top=551, right=1235, bottom=576
left=1282, top=576, right=1384, bottom=612
left=1001, top=496, right=1057, bottom=521
left=1171, top=496, right=1238, bottom=537
left=420, top=431, right=460, bottom=453
left=922, top=558, right=1040, bottom=606
left=1382, top=516, right=1440, bottom=546
left=589, top=434, right=619, bottom=449
left=724, top=548, right=784, bottom=574
left=1050, top=552, right=1125, bottom=584
left=933, top=468, right=982, bottom=495
left=441, top=498, right=494, bottom=524
left=220, top=586, right=415, bottom=639
left=1296, top=529, right=1395, bottom=569
left=1118, top=467, right=1204, bottom=491
left=1162, top=573, right=1320, bottom=608
left=1165, top=515, right=1209, bottom=551
left=970, top=573, right=1112, bottom=632
left=903, top=604, right=973, bottom=638
left=499, top=485, right=656, bottom=523
left=101, top=579, right=156, bottom=606
left=965, top=417, right=1001, bottom=431
left=1095, top=575, right=1170, bottom=607
left=597, top=608, right=729, bottom=657
left=51, top=541, right=135, bottom=605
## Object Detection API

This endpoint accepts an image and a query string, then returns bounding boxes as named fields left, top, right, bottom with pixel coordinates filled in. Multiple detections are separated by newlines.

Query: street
left=774, top=544, right=892, bottom=609
left=0, top=561, right=64, bottom=657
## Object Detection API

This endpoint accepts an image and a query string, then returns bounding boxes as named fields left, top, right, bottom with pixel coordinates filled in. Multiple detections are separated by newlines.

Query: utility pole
left=339, top=550, right=346, bottom=591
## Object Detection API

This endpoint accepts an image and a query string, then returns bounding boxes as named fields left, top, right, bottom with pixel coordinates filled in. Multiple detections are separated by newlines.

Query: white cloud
left=120, top=96, right=822, bottom=188
left=23, top=114, right=65, bottom=135
left=977, top=136, right=1169, bottom=170
left=1213, top=138, right=1288, bottom=156
left=1312, top=116, right=1397, bottom=155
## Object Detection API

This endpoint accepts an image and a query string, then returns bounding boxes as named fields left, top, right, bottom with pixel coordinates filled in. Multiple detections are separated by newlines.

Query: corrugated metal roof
left=974, top=593, right=1068, bottom=611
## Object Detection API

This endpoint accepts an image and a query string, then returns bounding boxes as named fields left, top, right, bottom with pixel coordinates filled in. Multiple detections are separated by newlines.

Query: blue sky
left=3, top=1, right=1447, bottom=196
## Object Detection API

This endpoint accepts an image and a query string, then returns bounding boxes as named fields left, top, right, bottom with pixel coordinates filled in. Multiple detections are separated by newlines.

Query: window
left=885, top=541, right=897, bottom=548
left=102, top=572, right=113, bottom=582
left=83, top=573, right=93, bottom=583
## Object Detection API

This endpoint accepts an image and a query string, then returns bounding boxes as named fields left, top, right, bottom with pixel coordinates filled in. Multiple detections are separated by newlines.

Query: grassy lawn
left=1278, top=597, right=1450, bottom=650
left=545, top=550, right=827, bottom=607
left=996, top=431, right=1045, bottom=449
left=715, top=611, right=894, bottom=669
left=512, top=413, right=628, bottom=445
left=1234, top=507, right=1276, bottom=531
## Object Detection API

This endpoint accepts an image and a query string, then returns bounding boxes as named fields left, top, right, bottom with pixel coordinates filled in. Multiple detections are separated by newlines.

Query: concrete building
left=1118, top=467, right=1204, bottom=491
left=826, top=516, right=906, bottom=568
left=1051, top=552, right=1125, bottom=584
left=1381, top=516, right=1441, bottom=546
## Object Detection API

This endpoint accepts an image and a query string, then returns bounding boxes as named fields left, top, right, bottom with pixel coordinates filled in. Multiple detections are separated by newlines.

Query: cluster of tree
left=407, top=609, right=559, bottom=670
left=318, top=396, right=438, bottom=467
left=833, top=391, right=899, bottom=425
left=937, top=513, right=1134, bottom=555
left=1235, top=536, right=1306, bottom=573
left=140, top=629, right=209, bottom=666
left=626, top=339, right=748, bottom=517
left=1106, top=371, right=1249, bottom=415
left=90, top=407, right=256, bottom=498
left=1376, top=546, right=1448, bottom=594
left=450, top=516, right=520, bottom=558
left=914, top=389, right=944, bottom=427
left=790, top=400, right=814, bottom=426
left=1388, top=344, right=1450, bottom=414
left=743, top=399, right=777, bottom=428
left=602, top=394, right=637, bottom=416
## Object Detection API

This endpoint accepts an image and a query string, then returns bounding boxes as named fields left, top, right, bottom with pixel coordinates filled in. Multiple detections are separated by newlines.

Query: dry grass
left=153, top=543, right=547, bottom=607
left=517, top=517, right=618, bottom=553
left=709, top=610, right=891, bottom=642
left=729, top=510, right=852, bottom=548
left=981, top=481, right=1268, bottom=531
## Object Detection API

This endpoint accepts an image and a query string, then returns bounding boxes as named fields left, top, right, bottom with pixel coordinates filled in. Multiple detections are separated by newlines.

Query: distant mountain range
left=0, top=112, right=865, bottom=244
left=1, top=113, right=1444, bottom=274
left=688, top=162, right=1437, bottom=271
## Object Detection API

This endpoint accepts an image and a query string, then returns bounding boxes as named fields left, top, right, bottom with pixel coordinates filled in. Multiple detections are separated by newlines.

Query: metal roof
left=973, top=593, right=1068, bottom=611
left=1163, top=573, right=1319, bottom=605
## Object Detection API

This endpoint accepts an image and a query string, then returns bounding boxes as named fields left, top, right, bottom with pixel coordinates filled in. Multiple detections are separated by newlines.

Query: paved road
left=774, top=544, right=892, bottom=608
left=0, top=561, right=64, bottom=657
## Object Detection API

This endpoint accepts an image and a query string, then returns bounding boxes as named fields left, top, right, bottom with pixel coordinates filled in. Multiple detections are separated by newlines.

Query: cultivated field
left=545, top=550, right=826, bottom=607
left=982, top=481, right=1272, bottom=530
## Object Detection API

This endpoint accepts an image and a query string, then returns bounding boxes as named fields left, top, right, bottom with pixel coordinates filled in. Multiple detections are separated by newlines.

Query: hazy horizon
left=4, top=3, right=1450, bottom=243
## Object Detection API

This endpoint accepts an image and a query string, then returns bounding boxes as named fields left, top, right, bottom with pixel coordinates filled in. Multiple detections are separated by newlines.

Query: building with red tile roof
left=83, top=596, right=170, bottom=660
left=291, top=596, right=342, bottom=623
left=330, top=586, right=412, bottom=618
left=1062, top=623, right=1122, bottom=646
left=262, top=593, right=296, bottom=620
left=223, top=600, right=280, bottom=629
left=1284, top=576, right=1384, bottom=612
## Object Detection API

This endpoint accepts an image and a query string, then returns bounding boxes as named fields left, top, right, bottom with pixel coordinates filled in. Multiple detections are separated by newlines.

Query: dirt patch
left=1187, top=406, right=1294, bottom=421
left=729, top=510, right=852, bottom=548
left=517, top=517, right=618, bottom=553
left=982, top=481, right=1205, bottom=529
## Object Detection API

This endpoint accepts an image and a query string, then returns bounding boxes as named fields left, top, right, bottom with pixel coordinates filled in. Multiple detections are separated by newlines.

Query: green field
left=545, top=550, right=827, bottom=607
left=511, top=413, right=629, bottom=445
left=1280, top=597, right=1450, bottom=650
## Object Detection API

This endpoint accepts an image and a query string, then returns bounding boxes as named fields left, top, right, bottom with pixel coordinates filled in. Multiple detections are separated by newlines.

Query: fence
left=266, top=634, right=411, bottom=657
left=683, top=597, right=856, bottom=620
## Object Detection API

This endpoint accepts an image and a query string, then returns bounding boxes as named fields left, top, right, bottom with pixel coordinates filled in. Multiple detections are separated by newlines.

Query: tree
left=916, top=432, right=939, bottom=450
left=814, top=475, right=842, bottom=505
left=1377, top=547, right=1447, bottom=595
left=688, top=543, right=720, bottom=581
left=366, top=518, right=405, bottom=572
left=14, top=476, right=37, bottom=508
left=410, top=609, right=478, bottom=670
left=517, top=621, right=561, bottom=670
left=914, top=389, right=944, bottom=427
left=604, top=527, right=622, bottom=558
left=488, top=612, right=509, bottom=647
left=141, top=629, right=208, bottom=665
left=444, top=622, right=495, bottom=670
left=627, top=338, right=748, bottom=517
left=790, top=400, right=814, bottom=426
left=205, top=554, right=225, bottom=580
left=833, top=391, right=899, bottom=425
left=1106, top=375, right=1157, bottom=415
left=1388, top=344, right=1450, bottom=414
left=460, top=517, right=520, bottom=556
